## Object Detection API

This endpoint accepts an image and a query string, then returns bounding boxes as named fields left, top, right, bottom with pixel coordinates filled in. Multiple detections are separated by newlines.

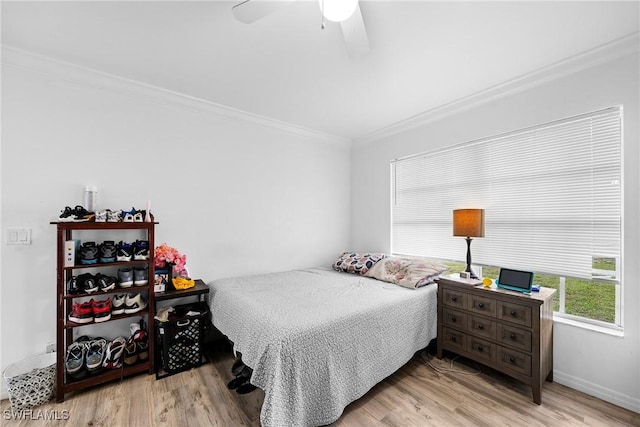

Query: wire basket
left=3, top=352, right=56, bottom=411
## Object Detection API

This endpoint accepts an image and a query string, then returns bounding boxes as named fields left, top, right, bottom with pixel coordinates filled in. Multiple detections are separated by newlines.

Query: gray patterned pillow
left=332, top=252, right=387, bottom=275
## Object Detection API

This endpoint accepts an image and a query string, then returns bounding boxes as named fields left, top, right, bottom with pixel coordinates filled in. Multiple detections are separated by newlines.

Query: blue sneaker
left=116, top=241, right=133, bottom=261
left=133, top=240, right=149, bottom=260
left=98, top=240, right=117, bottom=263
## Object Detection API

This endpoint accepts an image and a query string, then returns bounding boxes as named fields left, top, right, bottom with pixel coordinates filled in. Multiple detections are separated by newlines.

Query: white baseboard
left=554, top=369, right=640, bottom=414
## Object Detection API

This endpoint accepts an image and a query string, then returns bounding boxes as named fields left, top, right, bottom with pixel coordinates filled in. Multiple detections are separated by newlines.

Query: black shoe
left=231, top=356, right=246, bottom=376
left=236, top=383, right=257, bottom=394
left=99, top=241, right=117, bottom=263
left=67, top=276, right=81, bottom=294
left=79, top=242, right=98, bottom=265
left=78, top=273, right=98, bottom=294
left=227, top=366, right=251, bottom=390
left=95, top=273, right=117, bottom=292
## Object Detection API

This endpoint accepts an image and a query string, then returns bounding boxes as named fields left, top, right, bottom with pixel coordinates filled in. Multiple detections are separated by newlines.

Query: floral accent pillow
left=332, top=252, right=387, bottom=275
left=364, top=256, right=449, bottom=289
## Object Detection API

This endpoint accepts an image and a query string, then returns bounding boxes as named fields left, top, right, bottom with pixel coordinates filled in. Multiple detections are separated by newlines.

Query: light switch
left=7, top=227, right=31, bottom=245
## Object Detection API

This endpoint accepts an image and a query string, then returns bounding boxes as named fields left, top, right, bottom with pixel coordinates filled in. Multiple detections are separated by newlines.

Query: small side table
left=154, top=279, right=211, bottom=379
left=154, top=279, right=209, bottom=303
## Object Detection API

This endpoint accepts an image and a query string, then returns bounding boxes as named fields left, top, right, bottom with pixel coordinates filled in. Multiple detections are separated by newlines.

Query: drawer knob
left=510, top=310, right=517, bottom=316
left=451, top=296, right=457, bottom=302
left=478, top=303, right=484, bottom=309
left=451, top=316, right=457, bottom=322
left=509, top=333, right=517, bottom=341
left=509, top=356, right=516, bottom=363
left=451, top=336, right=457, bottom=342
left=478, top=324, right=484, bottom=330
left=477, top=345, right=483, bottom=352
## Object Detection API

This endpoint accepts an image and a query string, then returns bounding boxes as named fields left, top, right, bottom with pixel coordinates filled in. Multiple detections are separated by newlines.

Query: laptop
left=497, top=268, right=534, bottom=294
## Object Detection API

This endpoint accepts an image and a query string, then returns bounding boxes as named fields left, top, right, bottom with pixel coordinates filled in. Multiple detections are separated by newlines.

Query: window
left=391, top=106, right=622, bottom=328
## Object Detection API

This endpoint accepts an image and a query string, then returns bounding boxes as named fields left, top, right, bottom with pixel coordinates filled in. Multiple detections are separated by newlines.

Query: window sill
left=553, top=314, right=624, bottom=337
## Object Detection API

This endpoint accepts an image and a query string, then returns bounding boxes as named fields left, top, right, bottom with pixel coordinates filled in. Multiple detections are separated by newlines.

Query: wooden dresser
left=436, top=275, right=556, bottom=404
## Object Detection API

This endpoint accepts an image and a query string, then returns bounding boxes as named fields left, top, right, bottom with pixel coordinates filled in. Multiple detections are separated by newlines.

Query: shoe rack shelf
left=52, top=220, right=158, bottom=402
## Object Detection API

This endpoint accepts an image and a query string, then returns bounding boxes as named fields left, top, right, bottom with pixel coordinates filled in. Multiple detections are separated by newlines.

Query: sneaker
left=85, top=338, right=107, bottom=371
left=133, top=240, right=149, bottom=260
left=133, top=267, right=149, bottom=286
left=133, top=210, right=144, bottom=222
left=116, top=241, right=133, bottom=262
left=102, top=337, right=126, bottom=369
left=67, top=276, right=81, bottom=294
left=79, top=242, right=98, bottom=265
left=65, top=341, right=86, bottom=374
left=122, top=208, right=136, bottom=222
left=98, top=240, right=117, bottom=263
left=92, top=298, right=112, bottom=323
left=58, top=205, right=95, bottom=222
left=111, top=294, right=126, bottom=315
left=123, top=338, right=138, bottom=365
left=78, top=273, right=98, bottom=294
left=96, top=273, right=117, bottom=292
left=118, top=268, right=134, bottom=288
left=107, top=209, right=122, bottom=222
left=132, top=329, right=149, bottom=361
left=95, top=210, right=108, bottom=222
left=124, top=293, right=147, bottom=314
left=68, top=301, right=94, bottom=324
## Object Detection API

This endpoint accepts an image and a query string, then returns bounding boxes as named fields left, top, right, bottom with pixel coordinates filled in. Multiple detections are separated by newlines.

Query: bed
left=208, top=264, right=439, bottom=427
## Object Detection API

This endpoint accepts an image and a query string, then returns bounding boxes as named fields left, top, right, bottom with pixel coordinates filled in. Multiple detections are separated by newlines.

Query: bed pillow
left=364, top=256, right=449, bottom=289
left=332, top=252, right=387, bottom=275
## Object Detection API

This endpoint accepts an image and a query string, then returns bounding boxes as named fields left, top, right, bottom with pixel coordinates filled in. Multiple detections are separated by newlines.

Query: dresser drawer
left=468, top=294, right=497, bottom=317
left=443, top=288, right=466, bottom=309
left=497, top=346, right=532, bottom=376
left=467, top=336, right=495, bottom=363
left=498, top=301, right=532, bottom=327
left=497, top=324, right=532, bottom=352
left=442, top=308, right=467, bottom=329
left=442, top=327, right=466, bottom=352
left=468, top=315, right=497, bottom=340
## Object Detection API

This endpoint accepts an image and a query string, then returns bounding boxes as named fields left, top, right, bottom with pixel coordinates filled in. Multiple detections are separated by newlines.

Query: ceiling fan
left=232, top=0, right=370, bottom=58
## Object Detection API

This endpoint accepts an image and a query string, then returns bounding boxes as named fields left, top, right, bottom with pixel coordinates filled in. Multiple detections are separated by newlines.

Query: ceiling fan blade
left=232, top=0, right=296, bottom=24
left=340, top=3, right=369, bottom=58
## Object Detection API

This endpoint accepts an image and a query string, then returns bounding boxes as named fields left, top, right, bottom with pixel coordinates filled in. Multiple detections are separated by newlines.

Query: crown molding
left=354, top=32, right=640, bottom=146
left=1, top=45, right=351, bottom=147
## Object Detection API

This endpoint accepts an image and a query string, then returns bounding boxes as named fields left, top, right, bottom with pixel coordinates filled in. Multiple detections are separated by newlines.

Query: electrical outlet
left=46, top=342, right=55, bottom=353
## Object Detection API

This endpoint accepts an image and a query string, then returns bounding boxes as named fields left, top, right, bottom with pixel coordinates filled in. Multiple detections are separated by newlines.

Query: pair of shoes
left=58, top=205, right=95, bottom=222
left=123, top=325, right=149, bottom=365
left=68, top=273, right=98, bottom=294
left=64, top=337, right=107, bottom=376
left=69, top=273, right=117, bottom=294
left=117, top=267, right=148, bottom=287
left=227, top=357, right=258, bottom=394
left=109, top=293, right=148, bottom=315
left=102, top=337, right=127, bottom=369
left=68, top=298, right=112, bottom=323
left=122, top=208, right=148, bottom=223
left=95, top=209, right=122, bottom=223
left=117, top=241, right=148, bottom=262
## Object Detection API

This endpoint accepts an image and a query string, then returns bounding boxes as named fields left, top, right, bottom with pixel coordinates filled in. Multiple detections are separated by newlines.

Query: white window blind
left=391, top=106, right=622, bottom=280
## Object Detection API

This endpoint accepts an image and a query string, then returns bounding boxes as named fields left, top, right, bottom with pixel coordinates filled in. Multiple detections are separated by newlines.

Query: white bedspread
left=209, top=267, right=438, bottom=427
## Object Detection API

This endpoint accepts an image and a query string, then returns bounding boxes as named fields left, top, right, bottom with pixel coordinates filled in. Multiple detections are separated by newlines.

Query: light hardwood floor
left=2, top=343, right=638, bottom=426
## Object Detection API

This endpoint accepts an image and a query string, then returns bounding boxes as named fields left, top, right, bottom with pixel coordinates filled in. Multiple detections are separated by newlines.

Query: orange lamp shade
left=453, top=209, right=485, bottom=238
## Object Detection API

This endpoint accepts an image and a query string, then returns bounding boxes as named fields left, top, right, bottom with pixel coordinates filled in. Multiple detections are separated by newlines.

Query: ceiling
left=2, top=1, right=639, bottom=140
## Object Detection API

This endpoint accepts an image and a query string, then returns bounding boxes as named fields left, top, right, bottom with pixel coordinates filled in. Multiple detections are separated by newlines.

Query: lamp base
left=465, top=237, right=478, bottom=279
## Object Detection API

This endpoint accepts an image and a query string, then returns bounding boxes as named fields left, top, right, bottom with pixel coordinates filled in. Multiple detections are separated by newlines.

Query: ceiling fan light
left=319, top=0, right=358, bottom=22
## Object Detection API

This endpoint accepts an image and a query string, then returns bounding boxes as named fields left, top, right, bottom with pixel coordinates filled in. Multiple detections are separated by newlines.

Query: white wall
left=350, top=45, right=640, bottom=412
left=0, top=48, right=351, bottom=397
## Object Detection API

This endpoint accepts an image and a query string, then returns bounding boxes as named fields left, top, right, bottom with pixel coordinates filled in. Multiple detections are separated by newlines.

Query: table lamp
left=453, top=209, right=485, bottom=279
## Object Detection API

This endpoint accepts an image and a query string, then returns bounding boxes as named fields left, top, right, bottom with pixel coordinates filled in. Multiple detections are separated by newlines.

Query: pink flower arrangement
left=154, top=243, right=187, bottom=276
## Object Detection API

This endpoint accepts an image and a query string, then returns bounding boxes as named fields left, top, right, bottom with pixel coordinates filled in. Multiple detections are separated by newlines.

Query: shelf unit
left=52, top=220, right=157, bottom=402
